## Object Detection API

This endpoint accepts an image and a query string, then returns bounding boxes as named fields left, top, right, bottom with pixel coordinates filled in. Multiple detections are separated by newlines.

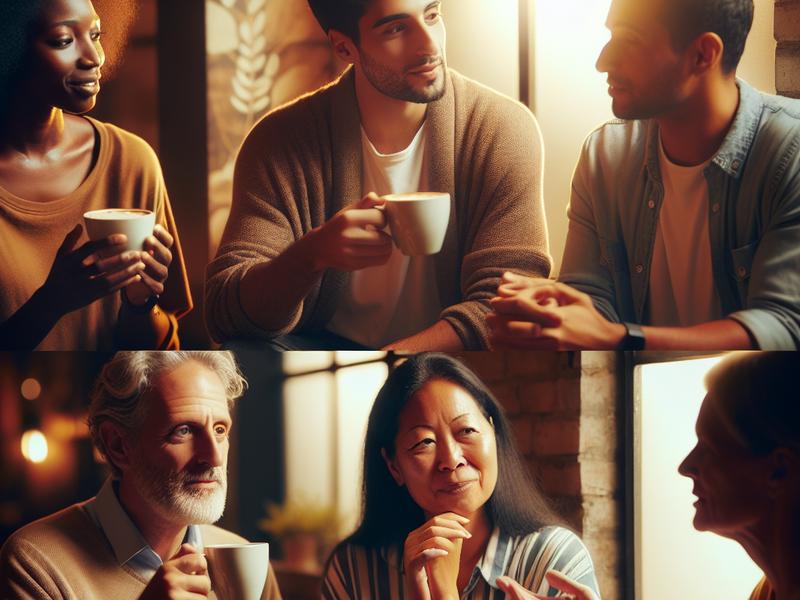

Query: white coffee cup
left=206, top=543, right=269, bottom=600
left=382, top=192, right=450, bottom=256
left=83, top=208, right=156, bottom=253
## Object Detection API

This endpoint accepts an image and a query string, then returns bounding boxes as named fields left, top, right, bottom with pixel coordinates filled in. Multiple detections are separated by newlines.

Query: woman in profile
left=679, top=352, right=800, bottom=600
left=0, top=0, right=191, bottom=350
left=323, top=353, right=602, bottom=600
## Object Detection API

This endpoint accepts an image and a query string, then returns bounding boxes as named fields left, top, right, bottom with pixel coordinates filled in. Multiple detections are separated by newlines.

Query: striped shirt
left=323, top=526, right=601, bottom=600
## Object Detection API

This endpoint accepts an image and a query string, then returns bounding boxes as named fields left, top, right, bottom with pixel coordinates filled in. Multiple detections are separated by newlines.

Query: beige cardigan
left=0, top=501, right=282, bottom=600
left=205, top=68, right=550, bottom=349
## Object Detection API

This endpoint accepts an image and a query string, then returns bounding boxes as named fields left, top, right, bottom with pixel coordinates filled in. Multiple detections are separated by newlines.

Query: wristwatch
left=619, top=321, right=646, bottom=350
left=122, top=290, right=159, bottom=316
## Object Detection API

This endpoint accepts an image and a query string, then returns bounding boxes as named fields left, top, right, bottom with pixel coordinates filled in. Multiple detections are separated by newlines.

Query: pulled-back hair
left=705, top=352, right=800, bottom=456
left=87, top=351, right=246, bottom=478
left=346, top=353, right=564, bottom=549
left=0, top=0, right=138, bottom=114
left=657, top=0, right=753, bottom=74
left=306, top=0, right=374, bottom=45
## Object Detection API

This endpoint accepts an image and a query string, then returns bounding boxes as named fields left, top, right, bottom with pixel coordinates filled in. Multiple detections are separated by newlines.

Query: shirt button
left=732, top=161, right=739, bottom=170
left=712, top=203, right=720, bottom=213
left=648, top=200, right=655, bottom=209
left=738, top=267, right=747, bottom=277
left=636, top=264, right=643, bottom=274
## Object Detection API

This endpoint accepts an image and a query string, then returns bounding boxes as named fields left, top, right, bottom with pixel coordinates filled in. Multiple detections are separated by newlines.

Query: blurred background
left=0, top=351, right=614, bottom=597
left=90, top=0, right=778, bottom=347
left=0, top=350, right=770, bottom=600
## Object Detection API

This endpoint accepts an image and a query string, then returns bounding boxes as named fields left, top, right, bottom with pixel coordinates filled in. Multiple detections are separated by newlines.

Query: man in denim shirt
left=487, top=0, right=800, bottom=351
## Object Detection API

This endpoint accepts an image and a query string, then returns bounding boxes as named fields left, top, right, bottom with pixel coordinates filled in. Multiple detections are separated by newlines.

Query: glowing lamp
left=21, top=430, right=48, bottom=463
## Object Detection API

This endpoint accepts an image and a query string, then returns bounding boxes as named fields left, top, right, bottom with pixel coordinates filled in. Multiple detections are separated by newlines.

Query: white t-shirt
left=645, top=133, right=723, bottom=326
left=326, top=122, right=441, bottom=348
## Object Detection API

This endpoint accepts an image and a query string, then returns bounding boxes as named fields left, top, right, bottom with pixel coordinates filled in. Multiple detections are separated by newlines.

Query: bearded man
left=0, top=351, right=282, bottom=600
left=204, top=0, right=551, bottom=351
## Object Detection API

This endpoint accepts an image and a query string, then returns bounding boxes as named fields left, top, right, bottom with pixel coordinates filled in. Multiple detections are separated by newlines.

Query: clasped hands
left=486, top=272, right=626, bottom=350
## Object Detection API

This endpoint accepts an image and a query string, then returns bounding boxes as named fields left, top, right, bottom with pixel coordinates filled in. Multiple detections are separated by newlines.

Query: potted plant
left=258, top=495, right=339, bottom=573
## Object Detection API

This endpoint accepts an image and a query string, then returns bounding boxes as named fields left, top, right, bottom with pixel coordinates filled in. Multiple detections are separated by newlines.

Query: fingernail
left=122, top=252, right=132, bottom=261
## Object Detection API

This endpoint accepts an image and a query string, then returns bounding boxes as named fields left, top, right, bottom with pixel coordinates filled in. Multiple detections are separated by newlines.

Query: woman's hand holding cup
left=403, top=513, right=471, bottom=600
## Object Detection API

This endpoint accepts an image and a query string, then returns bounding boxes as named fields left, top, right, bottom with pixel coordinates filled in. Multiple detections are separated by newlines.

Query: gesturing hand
left=140, top=543, right=211, bottom=600
left=39, top=224, right=145, bottom=318
left=306, top=193, right=394, bottom=272
left=496, top=570, right=599, bottom=600
left=403, top=513, right=471, bottom=600
left=124, top=224, right=174, bottom=306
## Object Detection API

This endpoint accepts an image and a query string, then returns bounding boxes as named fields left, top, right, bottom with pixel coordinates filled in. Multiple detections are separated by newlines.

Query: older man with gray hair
left=0, top=351, right=282, bottom=600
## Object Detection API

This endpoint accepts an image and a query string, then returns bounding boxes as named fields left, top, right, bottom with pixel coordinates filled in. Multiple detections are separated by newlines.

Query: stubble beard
left=359, top=49, right=447, bottom=104
left=129, top=447, right=227, bottom=527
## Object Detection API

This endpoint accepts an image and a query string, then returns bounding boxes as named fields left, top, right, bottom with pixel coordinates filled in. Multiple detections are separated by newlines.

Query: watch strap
left=619, top=321, right=646, bottom=350
left=122, top=290, right=159, bottom=316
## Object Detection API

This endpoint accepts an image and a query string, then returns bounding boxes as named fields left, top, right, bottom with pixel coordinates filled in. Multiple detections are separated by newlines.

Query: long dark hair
left=345, top=353, right=564, bottom=549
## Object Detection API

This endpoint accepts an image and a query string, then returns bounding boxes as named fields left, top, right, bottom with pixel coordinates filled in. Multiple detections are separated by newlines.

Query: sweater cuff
left=209, top=263, right=303, bottom=343
left=441, top=301, right=491, bottom=350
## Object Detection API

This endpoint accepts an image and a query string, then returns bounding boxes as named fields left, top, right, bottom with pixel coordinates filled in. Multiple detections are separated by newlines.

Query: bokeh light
left=21, top=430, right=48, bottom=463
left=21, top=378, right=41, bottom=400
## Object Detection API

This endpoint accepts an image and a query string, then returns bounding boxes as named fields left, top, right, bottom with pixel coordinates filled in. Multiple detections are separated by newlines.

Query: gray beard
left=129, top=448, right=227, bottom=526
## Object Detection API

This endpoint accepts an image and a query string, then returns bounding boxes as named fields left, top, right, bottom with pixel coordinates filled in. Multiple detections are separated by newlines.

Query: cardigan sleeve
left=203, top=96, right=334, bottom=344
left=442, top=83, right=552, bottom=350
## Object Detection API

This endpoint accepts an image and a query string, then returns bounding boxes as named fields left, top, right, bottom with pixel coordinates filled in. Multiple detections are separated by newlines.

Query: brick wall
left=579, top=353, right=625, bottom=600
left=454, top=352, right=625, bottom=600
left=776, top=0, right=800, bottom=97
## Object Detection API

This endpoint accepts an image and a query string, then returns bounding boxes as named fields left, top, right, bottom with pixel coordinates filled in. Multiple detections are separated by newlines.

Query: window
left=282, top=352, right=389, bottom=534
left=630, top=354, right=764, bottom=600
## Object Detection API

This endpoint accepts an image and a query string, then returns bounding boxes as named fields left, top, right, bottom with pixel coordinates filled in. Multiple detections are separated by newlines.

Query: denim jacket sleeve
left=725, top=104, right=800, bottom=350
left=557, top=120, right=647, bottom=325
left=559, top=160, right=624, bottom=324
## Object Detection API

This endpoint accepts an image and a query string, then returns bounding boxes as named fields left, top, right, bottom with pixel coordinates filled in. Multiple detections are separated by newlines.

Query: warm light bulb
left=21, top=430, right=48, bottom=463
left=21, top=378, right=41, bottom=400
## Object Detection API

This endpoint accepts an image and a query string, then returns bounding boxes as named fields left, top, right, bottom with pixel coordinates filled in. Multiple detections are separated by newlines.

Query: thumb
left=356, top=192, right=385, bottom=209
left=57, top=224, right=84, bottom=258
left=171, top=543, right=201, bottom=560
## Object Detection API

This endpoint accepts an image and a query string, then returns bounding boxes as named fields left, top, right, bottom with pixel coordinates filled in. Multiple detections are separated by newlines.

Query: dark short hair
left=657, top=0, right=754, bottom=74
left=306, top=0, right=374, bottom=45
left=345, top=353, right=564, bottom=549
left=705, top=352, right=800, bottom=456
left=0, top=0, right=138, bottom=114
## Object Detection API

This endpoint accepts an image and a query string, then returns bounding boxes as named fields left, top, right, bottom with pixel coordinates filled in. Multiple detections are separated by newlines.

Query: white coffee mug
left=206, top=543, right=269, bottom=600
left=83, top=208, right=156, bottom=253
left=382, top=192, right=450, bottom=256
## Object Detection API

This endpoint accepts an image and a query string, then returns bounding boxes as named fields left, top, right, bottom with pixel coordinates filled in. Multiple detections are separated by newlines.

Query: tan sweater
left=0, top=117, right=192, bottom=350
left=204, top=68, right=551, bottom=350
left=0, top=501, right=282, bottom=600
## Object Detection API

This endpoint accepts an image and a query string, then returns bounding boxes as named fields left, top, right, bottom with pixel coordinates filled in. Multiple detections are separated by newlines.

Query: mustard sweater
left=0, top=118, right=192, bottom=350
left=204, top=68, right=551, bottom=350
left=0, top=501, right=282, bottom=600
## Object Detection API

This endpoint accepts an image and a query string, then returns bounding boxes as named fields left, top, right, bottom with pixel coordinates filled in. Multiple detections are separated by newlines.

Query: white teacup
left=382, top=192, right=450, bottom=256
left=83, top=208, right=155, bottom=253
left=206, top=543, right=269, bottom=600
